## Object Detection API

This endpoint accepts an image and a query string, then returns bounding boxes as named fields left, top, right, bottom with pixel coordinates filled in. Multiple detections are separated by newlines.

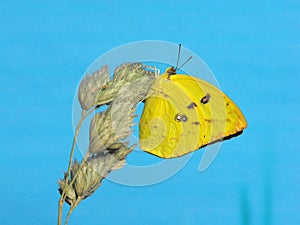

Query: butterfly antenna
left=175, top=44, right=182, bottom=70
left=178, top=56, right=193, bottom=71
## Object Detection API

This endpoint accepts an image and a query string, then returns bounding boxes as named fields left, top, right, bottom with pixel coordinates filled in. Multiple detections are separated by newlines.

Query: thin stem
left=57, top=154, right=90, bottom=225
left=67, top=110, right=87, bottom=175
left=64, top=198, right=81, bottom=225
left=57, top=197, right=64, bottom=225
left=59, top=153, right=90, bottom=225
left=57, top=111, right=85, bottom=225
left=57, top=108, right=94, bottom=225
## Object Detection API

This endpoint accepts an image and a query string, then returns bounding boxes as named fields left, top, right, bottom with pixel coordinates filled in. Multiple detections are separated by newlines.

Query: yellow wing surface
left=139, top=72, right=247, bottom=158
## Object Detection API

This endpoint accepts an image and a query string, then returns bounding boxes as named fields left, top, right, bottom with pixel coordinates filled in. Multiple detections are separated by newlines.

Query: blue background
left=0, top=1, right=299, bottom=224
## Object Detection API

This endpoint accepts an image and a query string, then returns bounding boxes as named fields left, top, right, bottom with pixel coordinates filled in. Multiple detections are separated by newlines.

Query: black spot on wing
left=181, top=115, right=188, bottom=122
left=192, top=122, right=200, bottom=125
left=201, top=93, right=210, bottom=104
left=175, top=113, right=188, bottom=122
left=175, top=114, right=181, bottom=122
left=187, top=102, right=197, bottom=109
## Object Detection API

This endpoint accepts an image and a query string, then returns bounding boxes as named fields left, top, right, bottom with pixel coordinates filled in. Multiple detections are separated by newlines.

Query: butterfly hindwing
left=139, top=75, right=200, bottom=158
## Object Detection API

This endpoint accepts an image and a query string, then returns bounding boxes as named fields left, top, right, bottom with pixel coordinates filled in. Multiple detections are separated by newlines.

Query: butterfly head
left=164, top=44, right=192, bottom=79
left=165, top=66, right=177, bottom=79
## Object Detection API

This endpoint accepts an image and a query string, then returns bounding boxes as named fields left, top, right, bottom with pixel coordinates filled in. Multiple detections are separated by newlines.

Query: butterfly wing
left=139, top=75, right=201, bottom=158
left=139, top=74, right=247, bottom=158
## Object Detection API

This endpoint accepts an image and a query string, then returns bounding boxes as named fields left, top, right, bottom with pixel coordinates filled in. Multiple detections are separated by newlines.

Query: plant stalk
left=57, top=108, right=93, bottom=225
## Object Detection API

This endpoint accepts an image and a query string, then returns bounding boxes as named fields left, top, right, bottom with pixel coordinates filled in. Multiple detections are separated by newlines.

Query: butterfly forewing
left=139, top=73, right=247, bottom=158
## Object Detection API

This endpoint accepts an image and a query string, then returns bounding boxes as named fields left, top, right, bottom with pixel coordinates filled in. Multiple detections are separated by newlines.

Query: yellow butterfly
left=139, top=45, right=247, bottom=158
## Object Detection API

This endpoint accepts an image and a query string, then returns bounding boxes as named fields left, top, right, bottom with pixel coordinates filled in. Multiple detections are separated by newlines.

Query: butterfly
left=139, top=45, right=247, bottom=158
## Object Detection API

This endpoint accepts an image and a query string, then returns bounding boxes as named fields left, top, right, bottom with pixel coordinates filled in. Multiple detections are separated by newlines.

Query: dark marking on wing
left=187, top=102, right=197, bottom=109
left=175, top=113, right=188, bottom=122
left=158, top=91, right=169, bottom=98
left=175, top=114, right=181, bottom=122
left=201, top=93, right=210, bottom=104
left=192, top=122, right=200, bottom=125
left=181, top=115, right=188, bottom=122
left=204, top=119, right=215, bottom=123
left=199, top=130, right=244, bottom=149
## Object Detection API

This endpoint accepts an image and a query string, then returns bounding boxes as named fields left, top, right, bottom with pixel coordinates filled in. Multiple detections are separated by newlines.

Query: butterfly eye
left=175, top=113, right=188, bottom=122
